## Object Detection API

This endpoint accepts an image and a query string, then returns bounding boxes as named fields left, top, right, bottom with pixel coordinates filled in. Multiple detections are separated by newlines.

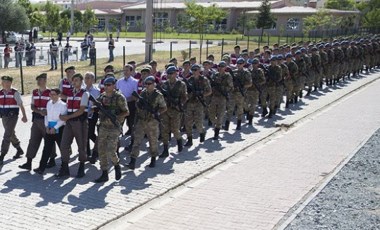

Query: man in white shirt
left=34, top=88, right=67, bottom=174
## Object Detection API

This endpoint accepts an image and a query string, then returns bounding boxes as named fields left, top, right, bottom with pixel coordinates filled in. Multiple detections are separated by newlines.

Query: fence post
left=170, top=41, right=173, bottom=59
left=221, top=38, right=224, bottom=59
left=258, top=36, right=261, bottom=51
left=60, top=50, right=63, bottom=79
left=235, top=37, right=238, bottom=45
left=188, top=40, right=192, bottom=59
left=94, top=48, right=97, bottom=82
left=286, top=34, right=288, bottom=44
left=247, top=35, right=250, bottom=52
left=123, top=46, right=125, bottom=67
left=206, top=39, right=209, bottom=59
left=267, top=34, right=269, bottom=46
left=19, top=52, right=24, bottom=95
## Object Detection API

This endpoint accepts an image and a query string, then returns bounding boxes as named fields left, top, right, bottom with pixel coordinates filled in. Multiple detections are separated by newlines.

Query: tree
left=59, top=14, right=70, bottom=34
left=108, top=18, right=120, bottom=33
left=82, top=8, right=98, bottom=32
left=29, top=10, right=46, bottom=29
left=0, top=0, right=30, bottom=43
left=325, top=0, right=356, bottom=10
left=183, top=1, right=226, bottom=61
left=44, top=1, right=60, bottom=35
left=303, top=10, right=338, bottom=35
left=356, top=0, right=380, bottom=27
left=237, top=13, right=256, bottom=35
left=256, top=0, right=275, bottom=41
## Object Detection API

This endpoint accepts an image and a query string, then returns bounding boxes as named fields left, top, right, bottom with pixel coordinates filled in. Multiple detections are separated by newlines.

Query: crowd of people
left=0, top=36, right=379, bottom=183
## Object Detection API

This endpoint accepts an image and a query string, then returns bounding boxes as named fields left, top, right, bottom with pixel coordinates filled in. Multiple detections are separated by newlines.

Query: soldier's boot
left=55, top=162, right=70, bottom=179
left=0, top=152, right=5, bottom=165
left=200, top=133, right=206, bottom=143
left=76, top=162, right=85, bottom=178
left=236, top=120, right=242, bottom=130
left=313, top=86, right=318, bottom=92
left=247, top=115, right=253, bottom=126
left=261, top=107, right=268, bottom=117
left=125, top=138, right=134, bottom=153
left=320, top=81, right=323, bottom=89
left=306, top=88, right=311, bottom=96
left=115, top=164, right=122, bottom=181
left=148, top=157, right=156, bottom=168
left=177, top=139, right=183, bottom=153
left=223, top=120, right=230, bottom=131
left=13, top=146, right=24, bottom=159
left=184, top=136, right=193, bottom=147
left=94, top=170, right=109, bottom=183
left=299, top=90, right=303, bottom=98
left=208, top=119, right=212, bottom=127
left=128, top=157, right=136, bottom=170
left=46, top=157, right=56, bottom=168
left=326, top=79, right=329, bottom=85
left=213, top=128, right=220, bottom=140
left=285, top=100, right=290, bottom=108
left=89, top=150, right=98, bottom=164
left=268, top=110, right=273, bottom=119
left=273, top=105, right=278, bottom=115
left=294, top=96, right=298, bottom=104
left=159, top=144, right=169, bottom=158
left=19, top=158, right=32, bottom=170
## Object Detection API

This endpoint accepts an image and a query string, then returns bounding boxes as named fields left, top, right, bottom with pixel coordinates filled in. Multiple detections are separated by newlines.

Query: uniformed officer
left=0, top=76, right=28, bottom=165
left=265, top=56, right=282, bottom=118
left=184, top=64, right=212, bottom=146
left=56, top=73, right=89, bottom=179
left=208, top=61, right=233, bottom=140
left=159, top=66, right=187, bottom=158
left=285, top=53, right=299, bottom=105
left=59, top=66, right=76, bottom=102
left=94, top=77, right=129, bottom=183
left=19, top=73, right=56, bottom=170
left=128, top=76, right=167, bottom=169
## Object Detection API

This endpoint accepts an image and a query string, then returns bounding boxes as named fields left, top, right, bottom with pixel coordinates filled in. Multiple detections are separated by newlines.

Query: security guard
left=56, top=73, right=89, bottom=179
left=95, top=77, right=129, bottom=183
left=0, top=76, right=28, bottom=165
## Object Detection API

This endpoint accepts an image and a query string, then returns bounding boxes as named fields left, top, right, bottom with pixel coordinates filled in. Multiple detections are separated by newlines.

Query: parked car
left=5, top=32, right=23, bottom=43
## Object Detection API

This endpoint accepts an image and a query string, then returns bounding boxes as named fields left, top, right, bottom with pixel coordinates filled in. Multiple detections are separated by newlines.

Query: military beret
left=183, top=60, right=190, bottom=65
left=140, top=67, right=151, bottom=73
left=191, top=64, right=201, bottom=71
left=166, top=66, right=177, bottom=74
left=270, top=56, right=277, bottom=62
left=36, top=73, right=47, bottom=80
left=104, top=77, right=116, bottom=85
left=241, top=52, right=248, bottom=56
left=65, top=66, right=75, bottom=72
left=202, top=60, right=212, bottom=65
left=318, top=45, right=324, bottom=49
left=127, top=61, right=136, bottom=65
left=104, top=72, right=115, bottom=78
left=71, top=73, right=83, bottom=80
left=144, top=76, right=155, bottom=84
left=295, top=50, right=302, bottom=55
left=234, top=45, right=240, bottom=49
left=286, top=53, right=293, bottom=58
left=222, top=55, right=230, bottom=60
left=251, top=58, right=260, bottom=64
left=169, top=58, right=177, bottom=63
left=1, top=75, right=13, bottom=82
left=277, top=54, right=284, bottom=60
left=241, top=49, right=248, bottom=53
left=311, top=47, right=318, bottom=51
left=189, top=57, right=196, bottom=61
left=165, top=62, right=175, bottom=69
left=207, top=54, right=214, bottom=59
left=300, top=48, right=307, bottom=53
left=104, top=65, right=114, bottom=72
left=149, top=60, right=157, bottom=65
left=325, top=43, right=331, bottom=48
left=218, top=61, right=227, bottom=67
left=236, top=58, right=245, bottom=64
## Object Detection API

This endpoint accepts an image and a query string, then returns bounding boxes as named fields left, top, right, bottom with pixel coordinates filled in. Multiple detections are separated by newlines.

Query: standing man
left=49, top=39, right=58, bottom=70
left=128, top=76, right=167, bottom=169
left=226, top=58, right=252, bottom=130
left=56, top=73, right=89, bottom=179
left=116, top=64, right=138, bottom=136
left=184, top=64, right=212, bottom=146
left=59, top=66, right=76, bottom=102
left=0, top=76, right=28, bottom=165
left=4, top=44, right=12, bottom=69
left=94, top=77, right=129, bottom=183
left=159, top=66, right=187, bottom=158
left=80, top=38, right=88, bottom=61
left=208, top=61, right=233, bottom=140
left=34, top=88, right=67, bottom=174
left=84, top=72, right=100, bottom=163
left=265, top=57, right=282, bottom=118
left=108, top=34, right=115, bottom=63
left=19, top=73, right=56, bottom=170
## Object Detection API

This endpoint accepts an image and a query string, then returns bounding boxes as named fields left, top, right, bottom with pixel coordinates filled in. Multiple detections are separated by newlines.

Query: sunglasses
left=104, top=83, right=114, bottom=86
left=145, top=82, right=154, bottom=85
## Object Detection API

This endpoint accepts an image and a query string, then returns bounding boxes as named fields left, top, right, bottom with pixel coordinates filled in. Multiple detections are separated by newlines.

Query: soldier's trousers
left=209, top=95, right=227, bottom=129
left=161, top=108, right=182, bottom=144
left=98, top=126, right=120, bottom=171
left=306, top=71, right=315, bottom=89
left=131, top=119, right=159, bottom=158
left=260, top=87, right=268, bottom=108
left=226, top=92, right=245, bottom=121
left=276, top=85, right=284, bottom=107
left=1, top=115, right=21, bottom=155
left=26, top=118, right=56, bottom=159
left=284, top=80, right=294, bottom=101
left=245, top=90, right=259, bottom=116
left=266, top=86, right=277, bottom=111
left=60, top=119, right=88, bottom=163
left=185, top=101, right=205, bottom=137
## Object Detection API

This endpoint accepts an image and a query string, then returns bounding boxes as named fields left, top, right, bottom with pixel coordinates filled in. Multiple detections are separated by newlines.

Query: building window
left=154, top=12, right=169, bottom=27
left=98, top=18, right=105, bottom=31
left=126, top=16, right=142, bottom=27
left=287, top=18, right=300, bottom=31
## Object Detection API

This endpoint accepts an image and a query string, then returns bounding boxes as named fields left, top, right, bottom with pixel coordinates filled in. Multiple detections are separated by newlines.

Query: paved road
left=0, top=71, right=379, bottom=229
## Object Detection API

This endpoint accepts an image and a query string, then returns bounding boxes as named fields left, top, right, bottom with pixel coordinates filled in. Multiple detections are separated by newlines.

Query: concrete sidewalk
left=0, top=72, right=379, bottom=230
left=102, top=75, right=380, bottom=230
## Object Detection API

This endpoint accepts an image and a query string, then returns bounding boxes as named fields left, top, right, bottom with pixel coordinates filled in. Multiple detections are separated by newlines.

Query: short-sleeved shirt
left=116, top=75, right=139, bottom=102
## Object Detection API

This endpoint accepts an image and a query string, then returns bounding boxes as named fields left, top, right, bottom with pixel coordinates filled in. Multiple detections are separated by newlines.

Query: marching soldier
left=285, top=53, right=299, bottom=105
left=98, top=65, right=115, bottom=93
left=310, top=47, right=322, bottom=91
left=0, top=76, right=28, bottom=165
left=226, top=58, right=252, bottom=130
left=56, top=73, right=89, bottom=179
left=301, top=48, right=313, bottom=96
left=159, top=66, right=187, bottom=158
left=183, top=64, right=212, bottom=146
left=19, top=73, right=56, bottom=170
left=246, top=58, right=265, bottom=125
left=128, top=76, right=167, bottom=169
left=277, top=55, right=289, bottom=109
left=94, top=77, right=129, bottom=183
left=208, top=61, right=233, bottom=140
left=265, top=57, right=282, bottom=118
left=295, top=51, right=307, bottom=99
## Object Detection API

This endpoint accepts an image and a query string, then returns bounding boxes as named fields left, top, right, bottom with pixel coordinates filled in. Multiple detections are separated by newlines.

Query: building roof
left=122, top=1, right=282, bottom=10
left=75, top=1, right=135, bottom=11
left=83, top=9, right=123, bottom=15
left=247, top=6, right=360, bottom=14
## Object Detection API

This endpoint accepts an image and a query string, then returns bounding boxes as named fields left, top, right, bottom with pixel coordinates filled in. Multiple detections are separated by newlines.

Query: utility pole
left=145, top=0, right=153, bottom=63
left=70, top=0, right=74, bottom=34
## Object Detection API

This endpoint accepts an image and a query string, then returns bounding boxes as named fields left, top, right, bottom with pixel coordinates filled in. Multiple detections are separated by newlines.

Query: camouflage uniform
left=302, top=52, right=314, bottom=94
left=311, top=51, right=321, bottom=90
left=277, top=62, right=288, bottom=108
left=295, top=57, right=307, bottom=97
left=184, top=75, right=211, bottom=141
left=160, top=79, right=187, bottom=151
left=131, top=88, right=166, bottom=159
left=286, top=59, right=299, bottom=103
left=97, top=90, right=128, bottom=171
left=226, top=68, right=252, bottom=126
left=246, top=67, right=265, bottom=124
left=319, top=48, right=329, bottom=84
left=333, top=45, right=344, bottom=82
left=326, top=47, right=335, bottom=85
left=265, top=63, right=282, bottom=117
